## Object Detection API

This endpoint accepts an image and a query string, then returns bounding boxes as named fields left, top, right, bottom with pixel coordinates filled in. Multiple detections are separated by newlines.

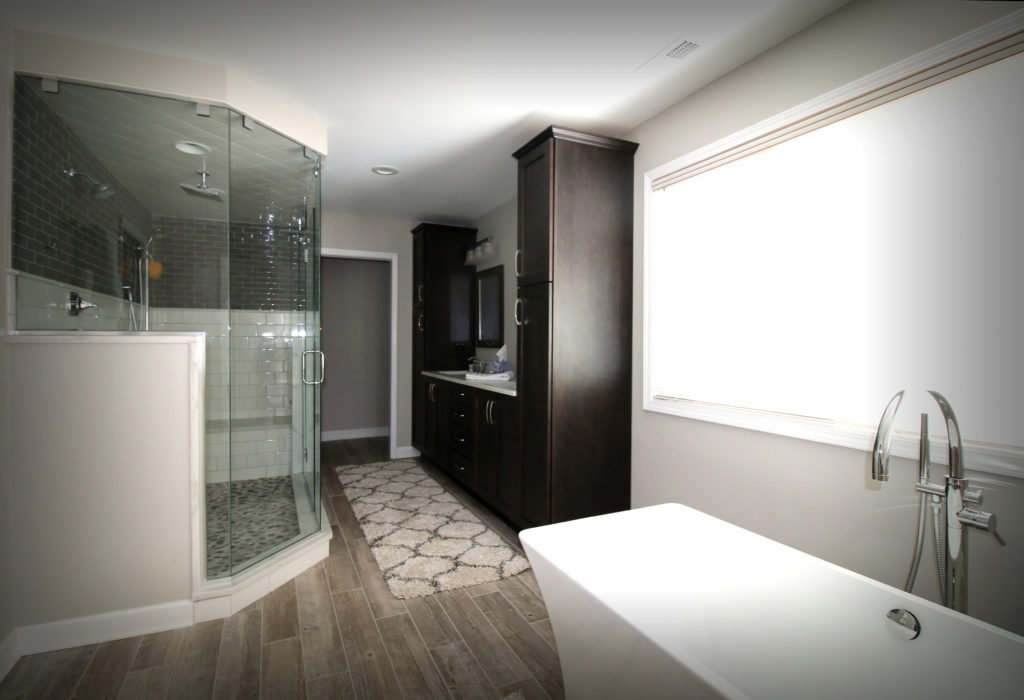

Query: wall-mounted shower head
left=179, top=155, right=224, bottom=203
left=64, top=168, right=116, bottom=199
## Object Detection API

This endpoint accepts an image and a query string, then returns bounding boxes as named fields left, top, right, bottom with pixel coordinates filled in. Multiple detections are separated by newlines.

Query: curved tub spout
left=871, top=390, right=904, bottom=482
left=927, top=390, right=962, bottom=479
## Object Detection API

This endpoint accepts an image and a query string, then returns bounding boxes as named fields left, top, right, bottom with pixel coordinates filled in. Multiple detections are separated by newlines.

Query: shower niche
left=9, top=75, right=324, bottom=580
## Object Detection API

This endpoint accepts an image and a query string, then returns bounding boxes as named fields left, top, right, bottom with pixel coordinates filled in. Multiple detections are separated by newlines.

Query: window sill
left=644, top=394, right=1024, bottom=480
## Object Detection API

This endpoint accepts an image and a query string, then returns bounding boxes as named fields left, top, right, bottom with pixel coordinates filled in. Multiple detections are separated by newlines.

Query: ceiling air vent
left=666, top=40, right=699, bottom=60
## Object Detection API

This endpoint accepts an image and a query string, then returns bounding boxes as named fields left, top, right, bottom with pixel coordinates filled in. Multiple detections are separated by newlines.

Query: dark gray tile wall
left=11, top=75, right=152, bottom=301
left=11, top=75, right=313, bottom=313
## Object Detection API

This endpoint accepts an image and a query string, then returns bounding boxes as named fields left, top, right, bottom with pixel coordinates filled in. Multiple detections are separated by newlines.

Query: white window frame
left=642, top=10, right=1024, bottom=479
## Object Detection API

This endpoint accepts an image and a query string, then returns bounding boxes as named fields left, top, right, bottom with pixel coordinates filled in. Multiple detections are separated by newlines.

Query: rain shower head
left=179, top=155, right=224, bottom=203
left=64, top=168, right=116, bottom=200
left=179, top=181, right=225, bottom=202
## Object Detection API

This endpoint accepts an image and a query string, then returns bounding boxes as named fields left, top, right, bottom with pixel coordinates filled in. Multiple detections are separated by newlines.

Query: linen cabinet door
left=516, top=283, right=552, bottom=527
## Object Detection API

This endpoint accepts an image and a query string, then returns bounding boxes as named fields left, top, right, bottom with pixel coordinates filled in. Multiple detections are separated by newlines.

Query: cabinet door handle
left=514, top=249, right=522, bottom=277
left=487, top=399, right=495, bottom=425
left=429, top=383, right=437, bottom=402
left=514, top=298, right=523, bottom=326
left=417, top=284, right=424, bottom=303
left=417, top=313, right=424, bottom=332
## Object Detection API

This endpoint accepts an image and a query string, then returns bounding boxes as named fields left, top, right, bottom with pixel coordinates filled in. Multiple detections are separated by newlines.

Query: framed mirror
left=475, top=265, right=503, bottom=348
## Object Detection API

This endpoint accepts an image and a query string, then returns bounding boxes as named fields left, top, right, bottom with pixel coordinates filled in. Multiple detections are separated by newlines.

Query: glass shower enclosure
left=9, top=75, right=323, bottom=579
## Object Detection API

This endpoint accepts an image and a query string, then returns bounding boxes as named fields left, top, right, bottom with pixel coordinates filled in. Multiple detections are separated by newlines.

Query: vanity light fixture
left=371, top=165, right=399, bottom=176
left=464, top=237, right=496, bottom=266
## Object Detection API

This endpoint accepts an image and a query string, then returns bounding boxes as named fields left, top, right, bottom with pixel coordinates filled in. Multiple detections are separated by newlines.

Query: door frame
left=321, top=247, right=399, bottom=460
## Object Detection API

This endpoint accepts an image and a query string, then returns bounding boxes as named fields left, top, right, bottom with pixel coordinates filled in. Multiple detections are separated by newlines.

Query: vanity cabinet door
left=477, top=392, right=521, bottom=524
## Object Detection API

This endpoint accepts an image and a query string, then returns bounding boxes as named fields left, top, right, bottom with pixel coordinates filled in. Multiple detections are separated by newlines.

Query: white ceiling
left=1, top=0, right=850, bottom=225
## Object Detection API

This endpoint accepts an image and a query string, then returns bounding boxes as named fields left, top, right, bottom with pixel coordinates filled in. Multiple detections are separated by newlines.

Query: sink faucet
left=871, top=390, right=1004, bottom=613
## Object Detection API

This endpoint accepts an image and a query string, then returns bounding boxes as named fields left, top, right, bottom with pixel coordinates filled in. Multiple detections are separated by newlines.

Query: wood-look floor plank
left=429, top=642, right=496, bottom=700
left=165, top=619, right=224, bottom=700
left=295, top=565, right=347, bottom=682
left=332, top=589, right=402, bottom=700
left=0, top=653, right=51, bottom=698
left=403, top=596, right=461, bottom=650
left=211, top=607, right=262, bottom=699
left=130, top=628, right=185, bottom=671
left=24, top=645, right=96, bottom=700
left=495, top=575, right=549, bottom=624
left=346, top=537, right=405, bottom=619
left=530, top=619, right=558, bottom=654
left=260, top=638, right=306, bottom=700
left=325, top=526, right=362, bottom=593
left=435, top=589, right=530, bottom=689
left=261, top=579, right=300, bottom=644
left=497, top=676, right=553, bottom=700
left=305, top=672, right=356, bottom=700
left=117, top=665, right=174, bottom=700
left=474, top=592, right=563, bottom=700
left=71, top=637, right=140, bottom=700
left=376, top=613, right=451, bottom=700
left=514, top=568, right=543, bottom=599
left=329, top=494, right=364, bottom=545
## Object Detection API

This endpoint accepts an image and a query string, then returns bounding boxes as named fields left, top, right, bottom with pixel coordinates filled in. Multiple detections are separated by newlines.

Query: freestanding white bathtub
left=520, top=503, right=1024, bottom=699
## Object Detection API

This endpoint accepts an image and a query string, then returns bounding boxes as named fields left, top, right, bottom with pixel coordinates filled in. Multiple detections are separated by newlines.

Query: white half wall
left=5, top=334, right=200, bottom=630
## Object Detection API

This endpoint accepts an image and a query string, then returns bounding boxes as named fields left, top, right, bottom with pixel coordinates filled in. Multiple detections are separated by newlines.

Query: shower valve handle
left=67, top=292, right=98, bottom=316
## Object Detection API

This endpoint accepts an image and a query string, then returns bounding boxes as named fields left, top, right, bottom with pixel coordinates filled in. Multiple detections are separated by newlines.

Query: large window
left=644, top=20, right=1024, bottom=477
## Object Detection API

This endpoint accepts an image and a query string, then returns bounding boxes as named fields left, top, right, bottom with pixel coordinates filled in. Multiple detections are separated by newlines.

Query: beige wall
left=1, top=8, right=15, bottom=656
left=626, top=0, right=1024, bottom=636
left=320, top=257, right=390, bottom=435
left=7, top=337, right=195, bottom=627
left=321, top=211, right=419, bottom=450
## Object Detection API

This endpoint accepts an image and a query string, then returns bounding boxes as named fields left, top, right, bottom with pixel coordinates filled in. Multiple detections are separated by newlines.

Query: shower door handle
left=302, top=350, right=325, bottom=385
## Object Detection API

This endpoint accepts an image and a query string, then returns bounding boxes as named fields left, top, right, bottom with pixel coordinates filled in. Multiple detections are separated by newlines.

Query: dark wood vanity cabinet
left=514, top=126, right=638, bottom=526
left=411, top=223, right=476, bottom=455
left=476, top=392, right=521, bottom=521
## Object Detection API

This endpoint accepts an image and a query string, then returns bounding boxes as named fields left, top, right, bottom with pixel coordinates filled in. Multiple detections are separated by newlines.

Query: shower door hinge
left=304, top=447, right=308, bottom=463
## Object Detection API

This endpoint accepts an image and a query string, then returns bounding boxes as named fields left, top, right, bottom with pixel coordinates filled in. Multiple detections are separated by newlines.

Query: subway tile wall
left=11, top=76, right=153, bottom=302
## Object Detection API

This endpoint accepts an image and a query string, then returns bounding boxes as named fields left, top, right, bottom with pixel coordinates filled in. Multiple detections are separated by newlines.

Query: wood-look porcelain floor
left=0, top=438, right=564, bottom=700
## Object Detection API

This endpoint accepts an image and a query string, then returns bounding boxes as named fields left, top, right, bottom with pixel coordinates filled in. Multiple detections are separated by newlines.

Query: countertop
left=421, top=370, right=517, bottom=397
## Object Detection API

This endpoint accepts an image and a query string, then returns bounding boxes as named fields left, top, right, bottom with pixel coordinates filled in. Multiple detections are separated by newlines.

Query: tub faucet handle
left=957, top=508, right=1006, bottom=546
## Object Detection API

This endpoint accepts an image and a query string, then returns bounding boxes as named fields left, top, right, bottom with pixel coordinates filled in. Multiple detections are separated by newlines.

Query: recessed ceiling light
left=371, top=165, right=399, bottom=176
left=175, top=140, right=211, bottom=155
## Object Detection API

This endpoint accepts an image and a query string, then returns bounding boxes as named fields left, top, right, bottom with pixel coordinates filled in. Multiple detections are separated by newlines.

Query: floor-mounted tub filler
left=520, top=503, right=1024, bottom=700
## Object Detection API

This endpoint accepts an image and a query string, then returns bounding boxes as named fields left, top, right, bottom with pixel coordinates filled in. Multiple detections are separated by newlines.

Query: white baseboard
left=17, top=600, right=194, bottom=656
left=394, top=445, right=420, bottom=459
left=321, top=426, right=388, bottom=441
left=0, top=629, right=19, bottom=685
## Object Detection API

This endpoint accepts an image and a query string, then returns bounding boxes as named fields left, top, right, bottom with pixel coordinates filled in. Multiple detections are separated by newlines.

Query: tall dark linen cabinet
left=514, top=126, right=638, bottom=526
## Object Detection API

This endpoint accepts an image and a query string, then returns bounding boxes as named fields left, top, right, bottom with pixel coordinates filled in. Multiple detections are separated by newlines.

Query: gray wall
left=321, top=257, right=390, bottom=436
left=0, top=7, right=16, bottom=667
left=320, top=211, right=417, bottom=452
left=626, top=0, right=1024, bottom=636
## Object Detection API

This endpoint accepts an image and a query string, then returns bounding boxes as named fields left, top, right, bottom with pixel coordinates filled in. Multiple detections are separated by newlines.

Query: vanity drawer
left=447, top=422, right=473, bottom=455
left=448, top=385, right=472, bottom=404
left=448, top=401, right=473, bottom=427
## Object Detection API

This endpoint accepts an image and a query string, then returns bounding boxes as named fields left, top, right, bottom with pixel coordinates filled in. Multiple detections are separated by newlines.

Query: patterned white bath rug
left=337, top=458, right=530, bottom=599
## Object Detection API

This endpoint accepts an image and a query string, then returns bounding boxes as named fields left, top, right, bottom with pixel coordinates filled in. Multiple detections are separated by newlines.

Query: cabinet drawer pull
left=455, top=411, right=466, bottom=419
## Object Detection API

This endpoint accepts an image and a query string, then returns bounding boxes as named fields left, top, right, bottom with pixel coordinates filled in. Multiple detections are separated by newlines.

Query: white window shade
left=644, top=15, right=1024, bottom=477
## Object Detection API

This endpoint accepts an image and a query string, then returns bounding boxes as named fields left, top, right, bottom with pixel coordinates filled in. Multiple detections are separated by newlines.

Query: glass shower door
left=299, top=168, right=322, bottom=516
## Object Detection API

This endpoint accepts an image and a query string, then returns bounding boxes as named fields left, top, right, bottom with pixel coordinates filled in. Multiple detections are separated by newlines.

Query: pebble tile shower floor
left=205, top=475, right=301, bottom=578
left=0, top=437, right=563, bottom=699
